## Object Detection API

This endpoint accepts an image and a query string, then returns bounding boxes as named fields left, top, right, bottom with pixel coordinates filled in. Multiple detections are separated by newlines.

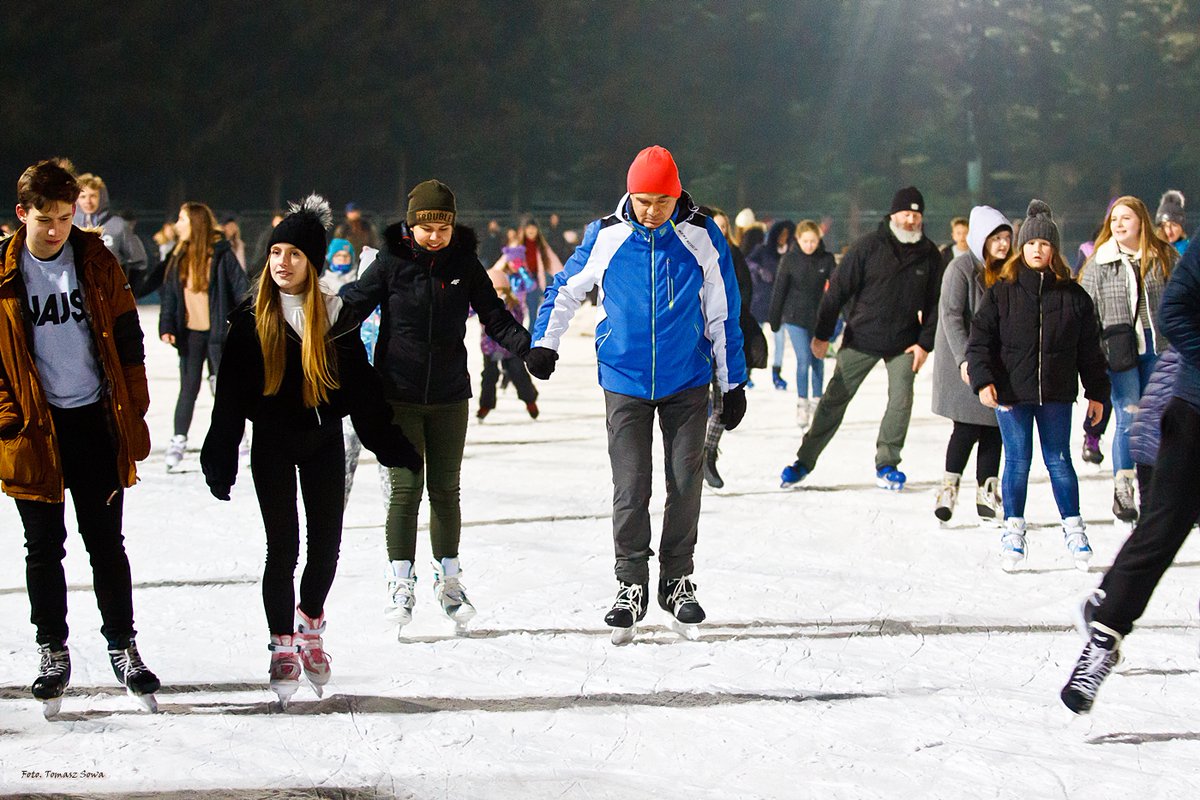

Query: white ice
left=1, top=307, right=1199, bottom=799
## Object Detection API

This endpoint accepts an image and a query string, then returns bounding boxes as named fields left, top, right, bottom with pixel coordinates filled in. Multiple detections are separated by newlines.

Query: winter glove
left=524, top=347, right=558, bottom=380
left=375, top=426, right=423, bottom=473
left=209, top=482, right=231, bottom=502
left=720, top=384, right=747, bottom=430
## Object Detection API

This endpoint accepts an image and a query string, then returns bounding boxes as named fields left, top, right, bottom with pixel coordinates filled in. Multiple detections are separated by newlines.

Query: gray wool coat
left=932, top=252, right=998, bottom=426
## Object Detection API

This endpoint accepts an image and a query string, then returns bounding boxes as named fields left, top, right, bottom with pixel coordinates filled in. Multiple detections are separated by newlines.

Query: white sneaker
left=796, top=398, right=811, bottom=428
left=1063, top=516, right=1092, bottom=571
left=433, top=557, right=476, bottom=629
left=385, top=560, right=417, bottom=626
left=1000, top=517, right=1027, bottom=571
left=165, top=435, right=187, bottom=471
left=934, top=472, right=960, bottom=522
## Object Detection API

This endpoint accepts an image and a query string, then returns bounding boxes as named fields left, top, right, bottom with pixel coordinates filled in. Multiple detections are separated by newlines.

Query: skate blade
left=610, top=626, right=637, bottom=645
left=271, top=682, right=299, bottom=709
left=670, top=620, right=701, bottom=641
left=1074, top=559, right=1092, bottom=573
left=1000, top=556, right=1024, bottom=573
left=41, top=697, right=63, bottom=719
left=384, top=606, right=413, bottom=625
left=876, top=480, right=904, bottom=491
left=308, top=681, right=324, bottom=699
left=129, top=691, right=158, bottom=713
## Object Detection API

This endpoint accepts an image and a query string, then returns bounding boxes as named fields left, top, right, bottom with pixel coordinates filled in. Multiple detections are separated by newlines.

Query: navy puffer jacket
left=1129, top=347, right=1182, bottom=466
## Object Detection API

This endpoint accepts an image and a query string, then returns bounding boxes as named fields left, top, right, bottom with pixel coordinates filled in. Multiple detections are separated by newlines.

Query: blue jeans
left=1110, top=341, right=1159, bottom=473
left=782, top=323, right=824, bottom=398
left=995, top=402, right=1080, bottom=520
left=771, top=326, right=787, bottom=369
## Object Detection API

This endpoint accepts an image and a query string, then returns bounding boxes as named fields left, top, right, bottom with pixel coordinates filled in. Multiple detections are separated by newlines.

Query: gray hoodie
left=72, top=184, right=148, bottom=277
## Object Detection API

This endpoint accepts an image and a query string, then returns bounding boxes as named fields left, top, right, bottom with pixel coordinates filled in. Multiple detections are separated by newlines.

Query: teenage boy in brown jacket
left=0, top=160, right=160, bottom=716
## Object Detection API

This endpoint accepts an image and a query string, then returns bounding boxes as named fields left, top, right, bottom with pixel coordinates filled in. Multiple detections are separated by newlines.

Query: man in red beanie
left=525, top=145, right=748, bottom=644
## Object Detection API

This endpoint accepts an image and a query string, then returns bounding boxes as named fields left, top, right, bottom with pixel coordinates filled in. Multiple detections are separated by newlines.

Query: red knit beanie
left=626, top=146, right=682, bottom=198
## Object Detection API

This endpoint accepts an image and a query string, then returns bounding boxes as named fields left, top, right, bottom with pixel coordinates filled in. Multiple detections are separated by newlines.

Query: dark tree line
left=1, top=0, right=1197, bottom=226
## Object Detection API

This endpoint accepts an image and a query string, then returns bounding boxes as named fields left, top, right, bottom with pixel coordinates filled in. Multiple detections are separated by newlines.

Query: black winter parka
left=159, top=239, right=250, bottom=370
left=768, top=241, right=835, bottom=332
left=966, top=264, right=1109, bottom=406
left=200, top=298, right=414, bottom=495
left=338, top=224, right=531, bottom=404
left=813, top=220, right=941, bottom=358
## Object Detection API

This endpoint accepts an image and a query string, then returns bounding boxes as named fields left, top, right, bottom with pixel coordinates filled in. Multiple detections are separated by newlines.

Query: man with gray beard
left=781, top=186, right=943, bottom=490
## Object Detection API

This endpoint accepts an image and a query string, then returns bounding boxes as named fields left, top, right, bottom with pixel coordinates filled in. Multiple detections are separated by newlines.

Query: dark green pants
left=384, top=400, right=469, bottom=562
left=796, top=347, right=916, bottom=471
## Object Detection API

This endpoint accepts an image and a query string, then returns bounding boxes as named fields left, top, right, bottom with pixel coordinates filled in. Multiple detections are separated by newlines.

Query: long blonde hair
left=254, top=254, right=339, bottom=408
left=1087, top=195, right=1176, bottom=281
left=174, top=202, right=219, bottom=293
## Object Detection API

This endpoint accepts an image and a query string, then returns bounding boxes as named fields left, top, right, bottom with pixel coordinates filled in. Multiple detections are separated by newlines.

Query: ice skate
left=875, top=465, right=906, bottom=491
left=605, top=581, right=648, bottom=645
left=658, top=576, right=706, bottom=640
left=771, top=367, right=787, bottom=391
left=385, top=560, right=417, bottom=637
left=268, top=634, right=302, bottom=708
left=1081, top=433, right=1104, bottom=465
left=975, top=476, right=1002, bottom=522
left=32, top=643, right=70, bottom=720
left=433, top=557, right=476, bottom=634
left=795, top=398, right=811, bottom=429
left=999, top=517, right=1027, bottom=572
left=108, top=638, right=160, bottom=713
left=934, top=472, right=960, bottom=522
left=164, top=434, right=187, bottom=472
left=295, top=606, right=331, bottom=697
left=1061, top=623, right=1122, bottom=715
left=1063, top=516, right=1093, bottom=571
left=1073, top=588, right=1106, bottom=641
left=1112, top=471, right=1138, bottom=523
left=780, top=460, right=808, bottom=489
left=703, top=446, right=724, bottom=489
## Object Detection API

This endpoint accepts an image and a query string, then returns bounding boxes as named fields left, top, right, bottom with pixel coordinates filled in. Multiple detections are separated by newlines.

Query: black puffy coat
left=339, top=223, right=531, bottom=404
left=966, top=264, right=1109, bottom=406
left=814, top=220, right=942, bottom=358
left=200, top=298, right=413, bottom=493
left=730, top=242, right=767, bottom=370
left=746, top=220, right=794, bottom=323
left=159, top=239, right=250, bottom=371
left=768, top=241, right=834, bottom=332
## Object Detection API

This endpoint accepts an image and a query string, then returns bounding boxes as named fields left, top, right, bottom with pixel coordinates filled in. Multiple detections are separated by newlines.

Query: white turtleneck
left=279, top=290, right=343, bottom=336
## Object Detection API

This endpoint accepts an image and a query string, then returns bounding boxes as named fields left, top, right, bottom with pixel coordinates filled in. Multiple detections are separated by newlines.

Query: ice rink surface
left=2, top=307, right=1198, bottom=799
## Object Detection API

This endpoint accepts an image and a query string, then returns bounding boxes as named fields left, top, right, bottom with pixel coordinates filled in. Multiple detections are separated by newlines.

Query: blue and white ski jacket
left=531, top=191, right=747, bottom=400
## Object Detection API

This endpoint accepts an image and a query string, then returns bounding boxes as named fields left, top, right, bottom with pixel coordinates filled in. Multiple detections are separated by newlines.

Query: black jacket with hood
left=200, top=296, right=415, bottom=495
left=338, top=223, right=531, bottom=404
left=159, top=239, right=251, bottom=371
left=768, top=240, right=835, bottom=332
left=814, top=219, right=942, bottom=358
left=966, top=264, right=1109, bottom=406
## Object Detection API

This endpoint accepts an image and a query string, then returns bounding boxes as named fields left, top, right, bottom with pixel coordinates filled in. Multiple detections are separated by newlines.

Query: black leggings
left=250, top=422, right=345, bottom=636
left=174, top=329, right=213, bottom=437
left=479, top=355, right=537, bottom=408
left=945, top=421, right=1003, bottom=482
left=15, top=402, right=134, bottom=648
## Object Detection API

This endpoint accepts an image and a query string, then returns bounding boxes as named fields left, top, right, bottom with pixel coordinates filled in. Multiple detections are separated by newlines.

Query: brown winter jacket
left=0, top=226, right=151, bottom=502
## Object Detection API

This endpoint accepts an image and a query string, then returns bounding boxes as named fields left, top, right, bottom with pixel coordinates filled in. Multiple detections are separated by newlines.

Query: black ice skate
left=32, top=643, right=71, bottom=719
left=1061, top=623, right=1122, bottom=715
left=108, top=638, right=161, bottom=713
left=605, top=581, right=648, bottom=645
left=703, top=447, right=724, bottom=489
left=658, top=576, right=706, bottom=640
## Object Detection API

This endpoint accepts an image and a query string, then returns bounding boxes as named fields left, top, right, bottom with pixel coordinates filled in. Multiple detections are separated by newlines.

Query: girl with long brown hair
left=200, top=195, right=420, bottom=707
left=1078, top=195, right=1178, bottom=522
left=158, top=201, right=249, bottom=471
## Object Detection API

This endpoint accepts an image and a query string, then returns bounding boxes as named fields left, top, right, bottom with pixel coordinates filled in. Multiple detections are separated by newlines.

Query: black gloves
left=376, top=427, right=423, bottom=473
left=720, top=384, right=747, bottom=430
left=209, top=483, right=231, bottom=501
left=524, top=347, right=558, bottom=380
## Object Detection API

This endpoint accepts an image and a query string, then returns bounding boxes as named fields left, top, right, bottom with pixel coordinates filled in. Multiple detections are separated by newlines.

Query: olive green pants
left=384, top=400, right=469, bottom=562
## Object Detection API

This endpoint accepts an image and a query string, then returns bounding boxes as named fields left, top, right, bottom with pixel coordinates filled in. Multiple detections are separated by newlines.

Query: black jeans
left=944, top=421, right=1002, bottom=482
left=15, top=402, right=134, bottom=649
left=1095, top=399, right=1200, bottom=636
left=174, top=329, right=213, bottom=437
left=250, top=422, right=345, bottom=636
left=479, top=355, right=537, bottom=409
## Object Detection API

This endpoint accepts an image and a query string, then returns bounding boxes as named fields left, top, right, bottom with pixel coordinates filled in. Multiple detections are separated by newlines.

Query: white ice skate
left=386, top=560, right=417, bottom=639
left=433, top=558, right=476, bottom=635
left=999, top=518, right=1027, bottom=572
left=934, top=472, right=960, bottom=523
left=796, top=398, right=811, bottom=429
left=975, top=477, right=1003, bottom=524
left=268, top=634, right=302, bottom=709
left=296, top=607, right=331, bottom=698
left=165, top=434, right=187, bottom=472
left=1063, top=516, right=1093, bottom=572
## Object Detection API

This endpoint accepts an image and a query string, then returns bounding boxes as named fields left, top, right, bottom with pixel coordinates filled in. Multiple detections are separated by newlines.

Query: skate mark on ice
left=0, top=788, right=383, bottom=799
left=0, top=576, right=258, bottom=596
left=1088, top=731, right=1200, bottom=745
left=345, top=511, right=610, bottom=531
left=1120, top=667, right=1199, bottom=677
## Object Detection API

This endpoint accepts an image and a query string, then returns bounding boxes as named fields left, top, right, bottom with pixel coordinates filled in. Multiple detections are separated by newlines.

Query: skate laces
left=1069, top=639, right=1119, bottom=695
left=437, top=573, right=468, bottom=604
left=389, top=576, right=417, bottom=605
left=38, top=646, right=69, bottom=676
left=1115, top=480, right=1136, bottom=507
left=613, top=583, right=645, bottom=614
left=109, top=642, right=149, bottom=677
left=1000, top=531, right=1026, bottom=553
left=664, top=577, right=699, bottom=610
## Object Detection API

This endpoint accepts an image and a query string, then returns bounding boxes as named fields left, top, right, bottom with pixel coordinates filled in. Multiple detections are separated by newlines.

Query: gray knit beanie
left=1017, top=199, right=1060, bottom=252
left=1156, top=190, right=1186, bottom=227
